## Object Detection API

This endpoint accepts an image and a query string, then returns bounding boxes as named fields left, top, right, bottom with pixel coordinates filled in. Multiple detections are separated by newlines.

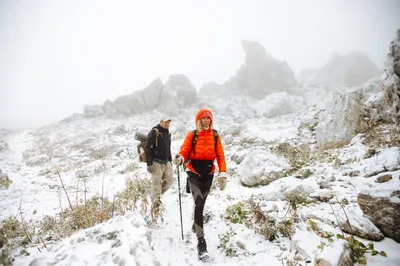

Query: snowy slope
left=1, top=93, right=399, bottom=266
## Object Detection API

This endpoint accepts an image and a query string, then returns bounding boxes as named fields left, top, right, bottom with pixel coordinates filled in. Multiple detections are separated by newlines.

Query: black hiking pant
left=187, top=171, right=214, bottom=240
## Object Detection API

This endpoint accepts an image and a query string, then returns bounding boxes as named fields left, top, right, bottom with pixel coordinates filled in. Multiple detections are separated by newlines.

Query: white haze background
left=1, top=0, right=400, bottom=128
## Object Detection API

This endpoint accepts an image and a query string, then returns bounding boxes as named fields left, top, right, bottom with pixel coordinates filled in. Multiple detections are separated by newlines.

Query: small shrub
left=280, top=255, right=308, bottom=266
left=248, top=200, right=277, bottom=241
left=89, top=146, right=115, bottom=160
left=124, top=163, right=137, bottom=173
left=0, top=249, right=13, bottom=266
left=225, top=202, right=248, bottom=224
left=114, top=177, right=150, bottom=216
left=257, top=220, right=277, bottom=241
left=277, top=219, right=295, bottom=239
left=306, top=218, right=320, bottom=232
left=0, top=171, right=12, bottom=189
left=217, top=227, right=238, bottom=257
left=0, top=217, right=24, bottom=240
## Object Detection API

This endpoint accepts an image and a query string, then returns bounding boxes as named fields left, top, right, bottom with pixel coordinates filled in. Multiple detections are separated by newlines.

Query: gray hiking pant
left=151, top=162, right=173, bottom=202
left=187, top=172, right=214, bottom=240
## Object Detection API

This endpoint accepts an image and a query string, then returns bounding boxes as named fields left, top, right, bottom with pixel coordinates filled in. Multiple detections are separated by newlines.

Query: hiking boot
left=151, top=199, right=162, bottom=222
left=191, top=223, right=196, bottom=233
left=197, top=238, right=208, bottom=260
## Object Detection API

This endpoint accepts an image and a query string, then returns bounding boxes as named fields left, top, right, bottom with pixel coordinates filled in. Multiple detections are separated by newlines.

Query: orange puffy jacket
left=179, top=109, right=226, bottom=175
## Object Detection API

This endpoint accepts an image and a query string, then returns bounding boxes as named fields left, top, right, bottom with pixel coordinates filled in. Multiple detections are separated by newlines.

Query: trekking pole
left=175, top=156, right=184, bottom=240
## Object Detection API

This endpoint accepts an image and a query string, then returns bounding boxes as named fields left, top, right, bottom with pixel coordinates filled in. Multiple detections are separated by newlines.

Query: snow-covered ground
left=1, top=93, right=399, bottom=266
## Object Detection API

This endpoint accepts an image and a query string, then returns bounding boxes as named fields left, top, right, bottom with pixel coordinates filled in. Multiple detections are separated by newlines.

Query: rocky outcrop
left=357, top=191, right=400, bottom=242
left=305, top=51, right=381, bottom=88
left=158, top=74, right=197, bottom=115
left=83, top=78, right=163, bottom=117
left=315, top=87, right=369, bottom=149
left=83, top=74, right=198, bottom=118
left=199, top=66, right=247, bottom=98
left=241, top=40, right=297, bottom=98
left=382, top=29, right=400, bottom=125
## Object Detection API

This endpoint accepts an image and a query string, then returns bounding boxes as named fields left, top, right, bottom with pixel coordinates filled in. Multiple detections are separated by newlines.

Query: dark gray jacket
left=145, top=124, right=172, bottom=166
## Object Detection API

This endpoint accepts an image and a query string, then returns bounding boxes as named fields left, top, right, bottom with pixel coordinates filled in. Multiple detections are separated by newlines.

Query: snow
left=1, top=92, right=400, bottom=266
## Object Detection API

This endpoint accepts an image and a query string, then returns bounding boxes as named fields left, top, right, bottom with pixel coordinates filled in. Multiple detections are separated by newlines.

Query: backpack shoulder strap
left=212, top=129, right=218, bottom=151
left=190, top=130, right=198, bottom=157
left=153, top=128, right=160, bottom=147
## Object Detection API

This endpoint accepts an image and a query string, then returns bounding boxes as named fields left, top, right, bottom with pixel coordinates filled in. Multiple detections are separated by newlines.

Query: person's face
left=160, top=120, right=171, bottom=129
left=201, top=117, right=211, bottom=127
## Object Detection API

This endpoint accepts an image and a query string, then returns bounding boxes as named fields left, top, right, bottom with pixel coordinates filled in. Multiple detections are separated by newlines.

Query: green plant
left=0, top=171, right=12, bottom=189
left=225, top=202, right=248, bottom=224
left=217, top=227, right=238, bottom=257
left=0, top=249, right=13, bottom=266
left=336, top=234, right=386, bottom=264
left=340, top=198, right=349, bottom=206
left=306, top=219, right=320, bottom=232
left=328, top=201, right=387, bottom=264
left=280, top=255, right=307, bottom=266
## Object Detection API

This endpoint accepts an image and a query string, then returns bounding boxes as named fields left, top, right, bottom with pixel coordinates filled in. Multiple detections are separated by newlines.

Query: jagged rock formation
left=83, top=74, right=197, bottom=118
left=199, top=41, right=297, bottom=99
left=83, top=78, right=162, bottom=117
left=241, top=40, right=297, bottom=98
left=301, top=51, right=381, bottom=88
left=313, top=74, right=396, bottom=149
left=382, top=29, right=400, bottom=125
left=158, top=74, right=197, bottom=115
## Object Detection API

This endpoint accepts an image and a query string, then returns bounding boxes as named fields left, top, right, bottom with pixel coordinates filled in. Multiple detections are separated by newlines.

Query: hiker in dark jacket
left=145, top=117, right=173, bottom=221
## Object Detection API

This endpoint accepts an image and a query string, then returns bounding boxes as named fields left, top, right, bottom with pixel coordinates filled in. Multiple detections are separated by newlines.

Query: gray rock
left=358, top=192, right=400, bottom=242
left=340, top=215, right=384, bottom=241
left=241, top=40, right=297, bottom=98
left=315, top=87, right=369, bottom=149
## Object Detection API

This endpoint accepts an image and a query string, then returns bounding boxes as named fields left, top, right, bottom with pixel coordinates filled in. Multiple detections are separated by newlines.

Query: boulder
left=340, top=215, right=384, bottom=241
left=315, top=87, right=369, bottom=149
left=237, top=147, right=291, bottom=187
left=357, top=191, right=400, bottom=242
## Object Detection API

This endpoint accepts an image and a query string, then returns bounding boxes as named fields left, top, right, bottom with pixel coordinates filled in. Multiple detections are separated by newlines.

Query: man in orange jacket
left=173, top=109, right=227, bottom=260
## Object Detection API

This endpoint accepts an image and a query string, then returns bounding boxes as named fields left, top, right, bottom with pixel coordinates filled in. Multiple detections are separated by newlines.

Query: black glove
left=147, top=165, right=154, bottom=173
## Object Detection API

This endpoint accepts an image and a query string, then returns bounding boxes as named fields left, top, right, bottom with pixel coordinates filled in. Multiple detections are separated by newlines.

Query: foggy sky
left=1, top=0, right=399, bottom=129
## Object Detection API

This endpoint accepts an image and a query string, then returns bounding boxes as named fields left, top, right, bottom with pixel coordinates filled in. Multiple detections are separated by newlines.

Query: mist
left=1, top=0, right=399, bottom=129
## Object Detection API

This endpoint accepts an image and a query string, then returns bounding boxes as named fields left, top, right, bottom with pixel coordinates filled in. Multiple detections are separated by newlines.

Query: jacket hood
left=195, top=109, right=213, bottom=124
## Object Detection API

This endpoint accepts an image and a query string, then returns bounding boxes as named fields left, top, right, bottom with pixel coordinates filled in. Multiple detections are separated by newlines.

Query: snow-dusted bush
left=0, top=170, right=11, bottom=189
